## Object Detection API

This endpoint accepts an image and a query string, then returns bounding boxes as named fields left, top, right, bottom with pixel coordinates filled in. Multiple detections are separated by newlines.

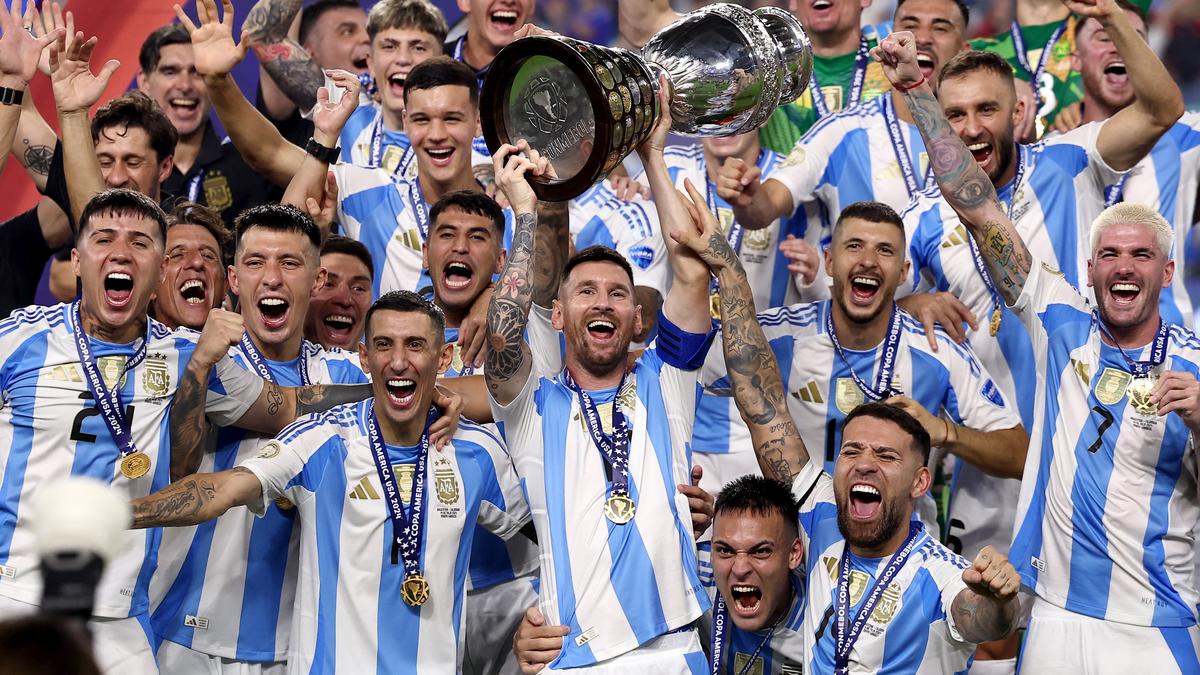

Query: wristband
left=893, top=76, right=927, bottom=94
left=305, top=137, right=340, bottom=165
left=0, top=87, right=24, bottom=106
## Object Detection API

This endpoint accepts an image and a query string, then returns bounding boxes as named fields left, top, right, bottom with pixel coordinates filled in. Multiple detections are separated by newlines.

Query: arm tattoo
left=130, top=476, right=218, bottom=528
left=713, top=238, right=811, bottom=482
left=21, top=142, right=52, bottom=176
left=244, top=0, right=322, bottom=110
left=294, top=383, right=372, bottom=417
left=486, top=212, right=536, bottom=391
left=170, top=364, right=211, bottom=482
left=951, top=588, right=1017, bottom=643
left=266, top=383, right=284, bottom=416
left=902, top=87, right=1031, bottom=304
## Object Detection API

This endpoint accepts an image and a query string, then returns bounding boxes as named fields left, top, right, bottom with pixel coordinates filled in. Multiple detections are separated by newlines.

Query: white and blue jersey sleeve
left=570, top=182, right=669, bottom=296
left=1008, top=260, right=1200, bottom=628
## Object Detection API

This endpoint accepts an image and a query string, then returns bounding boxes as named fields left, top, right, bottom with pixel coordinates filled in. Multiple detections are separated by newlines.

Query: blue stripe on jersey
left=824, top=128, right=873, bottom=204
left=877, top=566, right=939, bottom=671
left=0, top=333, right=48, bottom=567
left=1025, top=144, right=1084, bottom=289
left=577, top=216, right=617, bottom=250
left=1160, top=625, right=1200, bottom=672
left=341, top=182, right=404, bottom=296
left=311, top=443, right=348, bottom=673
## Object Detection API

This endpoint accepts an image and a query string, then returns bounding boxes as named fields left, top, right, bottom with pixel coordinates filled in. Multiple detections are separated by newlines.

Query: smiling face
left=552, top=260, right=643, bottom=381
left=368, top=26, right=443, bottom=117
left=153, top=223, right=225, bottom=330
left=458, top=0, right=534, bottom=55
left=306, top=252, right=373, bottom=350
left=834, top=415, right=930, bottom=554
left=938, top=70, right=1021, bottom=185
left=360, top=309, right=452, bottom=433
left=1088, top=221, right=1172, bottom=332
left=137, top=43, right=209, bottom=138
left=791, top=0, right=870, bottom=40
left=404, top=84, right=477, bottom=187
left=712, top=508, right=803, bottom=632
left=893, top=0, right=967, bottom=90
left=423, top=206, right=505, bottom=320
left=826, top=217, right=909, bottom=327
left=94, top=125, right=172, bottom=201
left=228, top=228, right=324, bottom=352
left=72, top=213, right=167, bottom=336
left=304, top=5, right=371, bottom=74
left=1075, top=9, right=1146, bottom=114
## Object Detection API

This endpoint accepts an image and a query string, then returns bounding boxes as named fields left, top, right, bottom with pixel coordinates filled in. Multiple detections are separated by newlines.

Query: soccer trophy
left=480, top=3, right=813, bottom=201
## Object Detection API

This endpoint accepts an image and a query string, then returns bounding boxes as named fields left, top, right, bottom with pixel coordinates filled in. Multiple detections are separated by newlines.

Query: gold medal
left=120, top=452, right=151, bottom=479
left=401, top=573, right=431, bottom=606
left=989, top=306, right=1002, bottom=337
left=274, top=496, right=295, bottom=510
left=604, top=493, right=636, bottom=524
left=1127, top=376, right=1158, bottom=416
left=709, top=292, right=722, bottom=320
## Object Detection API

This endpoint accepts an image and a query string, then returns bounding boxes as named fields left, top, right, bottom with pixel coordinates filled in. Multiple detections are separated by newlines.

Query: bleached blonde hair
left=1089, top=202, right=1173, bottom=258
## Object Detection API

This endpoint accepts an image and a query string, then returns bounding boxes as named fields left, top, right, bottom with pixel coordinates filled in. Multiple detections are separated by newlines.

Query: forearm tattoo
left=131, top=476, right=217, bottom=528
left=951, top=588, right=1017, bottom=643
left=244, top=0, right=322, bottom=110
left=170, top=364, right=211, bottom=482
left=486, top=212, right=536, bottom=392
left=294, top=383, right=372, bottom=417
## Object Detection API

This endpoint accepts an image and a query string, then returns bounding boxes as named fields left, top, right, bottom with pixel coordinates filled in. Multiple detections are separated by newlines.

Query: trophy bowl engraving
left=481, top=3, right=811, bottom=202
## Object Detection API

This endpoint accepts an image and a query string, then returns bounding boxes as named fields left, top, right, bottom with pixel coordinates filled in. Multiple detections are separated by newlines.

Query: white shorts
left=1019, top=598, right=1200, bottom=675
left=157, top=639, right=286, bottom=675
left=461, top=574, right=539, bottom=675
left=544, top=629, right=707, bottom=674
left=0, top=593, right=158, bottom=675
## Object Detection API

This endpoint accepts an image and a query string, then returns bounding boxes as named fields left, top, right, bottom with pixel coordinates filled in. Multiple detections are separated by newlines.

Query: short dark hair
left=167, top=201, right=232, bottom=264
left=92, top=91, right=178, bottom=166
left=299, top=0, right=363, bottom=45
left=365, top=290, right=446, bottom=340
left=367, top=0, right=448, bottom=44
left=430, top=190, right=505, bottom=237
left=403, top=56, right=478, bottom=106
left=937, top=50, right=1014, bottom=90
left=233, top=204, right=322, bottom=254
left=321, top=235, right=375, bottom=279
left=1074, top=0, right=1146, bottom=37
left=835, top=201, right=905, bottom=243
left=715, top=475, right=800, bottom=536
left=139, top=23, right=192, bottom=73
left=842, top=402, right=932, bottom=464
left=562, top=245, right=636, bottom=291
left=896, top=0, right=970, bottom=27
left=80, top=189, right=168, bottom=243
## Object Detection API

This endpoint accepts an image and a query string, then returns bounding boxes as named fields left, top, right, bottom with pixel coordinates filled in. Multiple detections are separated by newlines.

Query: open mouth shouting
left=729, top=584, right=764, bottom=618
left=848, top=275, right=881, bottom=305
left=424, top=146, right=456, bottom=168
left=322, top=313, right=356, bottom=342
left=848, top=483, right=883, bottom=521
left=1102, top=61, right=1128, bottom=88
left=257, top=296, right=290, bottom=330
left=811, top=0, right=833, bottom=11
left=916, top=52, right=935, bottom=80
left=443, top=261, right=474, bottom=291
left=489, top=8, right=520, bottom=32
left=586, top=318, right=617, bottom=342
left=179, top=279, right=207, bottom=306
left=1109, top=281, right=1141, bottom=307
left=386, top=72, right=406, bottom=98
left=967, top=141, right=993, bottom=165
left=104, top=271, right=135, bottom=308
left=385, top=377, right=418, bottom=408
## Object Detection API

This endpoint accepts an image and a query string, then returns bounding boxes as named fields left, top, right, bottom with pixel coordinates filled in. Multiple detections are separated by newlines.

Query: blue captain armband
left=654, top=312, right=717, bottom=371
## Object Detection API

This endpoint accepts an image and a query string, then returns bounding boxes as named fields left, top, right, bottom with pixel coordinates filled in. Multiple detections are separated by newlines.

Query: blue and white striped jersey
left=339, top=104, right=415, bottom=179
left=489, top=315, right=716, bottom=668
left=570, top=182, right=670, bottom=297
left=440, top=326, right=540, bottom=593
left=697, top=571, right=807, bottom=675
left=771, top=94, right=933, bottom=227
left=331, top=163, right=514, bottom=297
left=650, top=144, right=810, bottom=312
left=791, top=463, right=976, bottom=674
left=150, top=340, right=367, bottom=662
left=905, top=121, right=1127, bottom=431
left=1107, top=111, right=1200, bottom=329
left=0, top=304, right=262, bottom=618
left=240, top=401, right=530, bottom=674
left=1009, top=261, right=1200, bottom=627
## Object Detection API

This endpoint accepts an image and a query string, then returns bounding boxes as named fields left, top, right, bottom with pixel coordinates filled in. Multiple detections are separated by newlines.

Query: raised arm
left=8, top=2, right=67, bottom=193
left=874, top=32, right=1031, bottom=305
left=638, top=82, right=717, bottom=334
left=668, top=179, right=812, bottom=482
left=716, top=158, right=795, bottom=231
left=242, top=0, right=323, bottom=114
left=484, top=142, right=545, bottom=406
left=0, top=1, right=59, bottom=172
left=178, top=0, right=306, bottom=187
left=130, top=467, right=262, bottom=528
left=1079, top=0, right=1183, bottom=171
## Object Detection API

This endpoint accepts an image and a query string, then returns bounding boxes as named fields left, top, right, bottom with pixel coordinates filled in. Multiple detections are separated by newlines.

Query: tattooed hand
left=870, top=31, right=924, bottom=91
left=669, top=177, right=740, bottom=274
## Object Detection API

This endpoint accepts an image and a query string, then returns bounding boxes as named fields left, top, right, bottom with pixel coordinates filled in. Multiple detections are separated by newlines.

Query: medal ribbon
left=563, top=369, right=633, bottom=500
left=826, top=304, right=903, bottom=401
left=705, top=152, right=768, bottom=298
left=882, top=94, right=934, bottom=197
left=811, top=36, right=870, bottom=119
left=69, top=301, right=147, bottom=459
left=1097, top=316, right=1168, bottom=377
left=238, top=333, right=311, bottom=386
left=409, top=172, right=431, bottom=242
left=1010, top=19, right=1068, bottom=104
left=833, top=521, right=923, bottom=674
left=366, top=401, right=437, bottom=574
left=186, top=168, right=207, bottom=203
left=368, top=110, right=412, bottom=181
left=1104, top=174, right=1128, bottom=208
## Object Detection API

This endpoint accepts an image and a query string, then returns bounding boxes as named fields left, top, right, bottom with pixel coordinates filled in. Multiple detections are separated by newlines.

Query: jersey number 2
left=69, top=391, right=136, bottom=443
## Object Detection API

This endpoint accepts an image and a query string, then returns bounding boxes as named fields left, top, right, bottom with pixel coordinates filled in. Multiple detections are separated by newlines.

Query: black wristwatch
left=305, top=137, right=341, bottom=165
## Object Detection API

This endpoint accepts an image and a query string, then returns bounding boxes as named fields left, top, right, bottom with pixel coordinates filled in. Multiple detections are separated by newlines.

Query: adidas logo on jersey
left=940, top=224, right=969, bottom=249
left=0, top=564, right=15, bottom=579
left=395, top=228, right=422, bottom=251
left=792, top=381, right=824, bottom=404
left=348, top=476, right=382, bottom=500
left=184, top=615, right=209, bottom=630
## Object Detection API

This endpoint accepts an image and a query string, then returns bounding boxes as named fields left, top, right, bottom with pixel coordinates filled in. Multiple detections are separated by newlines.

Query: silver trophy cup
left=480, top=3, right=813, bottom=202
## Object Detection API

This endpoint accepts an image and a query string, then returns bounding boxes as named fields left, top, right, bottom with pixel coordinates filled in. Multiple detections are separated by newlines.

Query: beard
left=835, top=493, right=908, bottom=552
